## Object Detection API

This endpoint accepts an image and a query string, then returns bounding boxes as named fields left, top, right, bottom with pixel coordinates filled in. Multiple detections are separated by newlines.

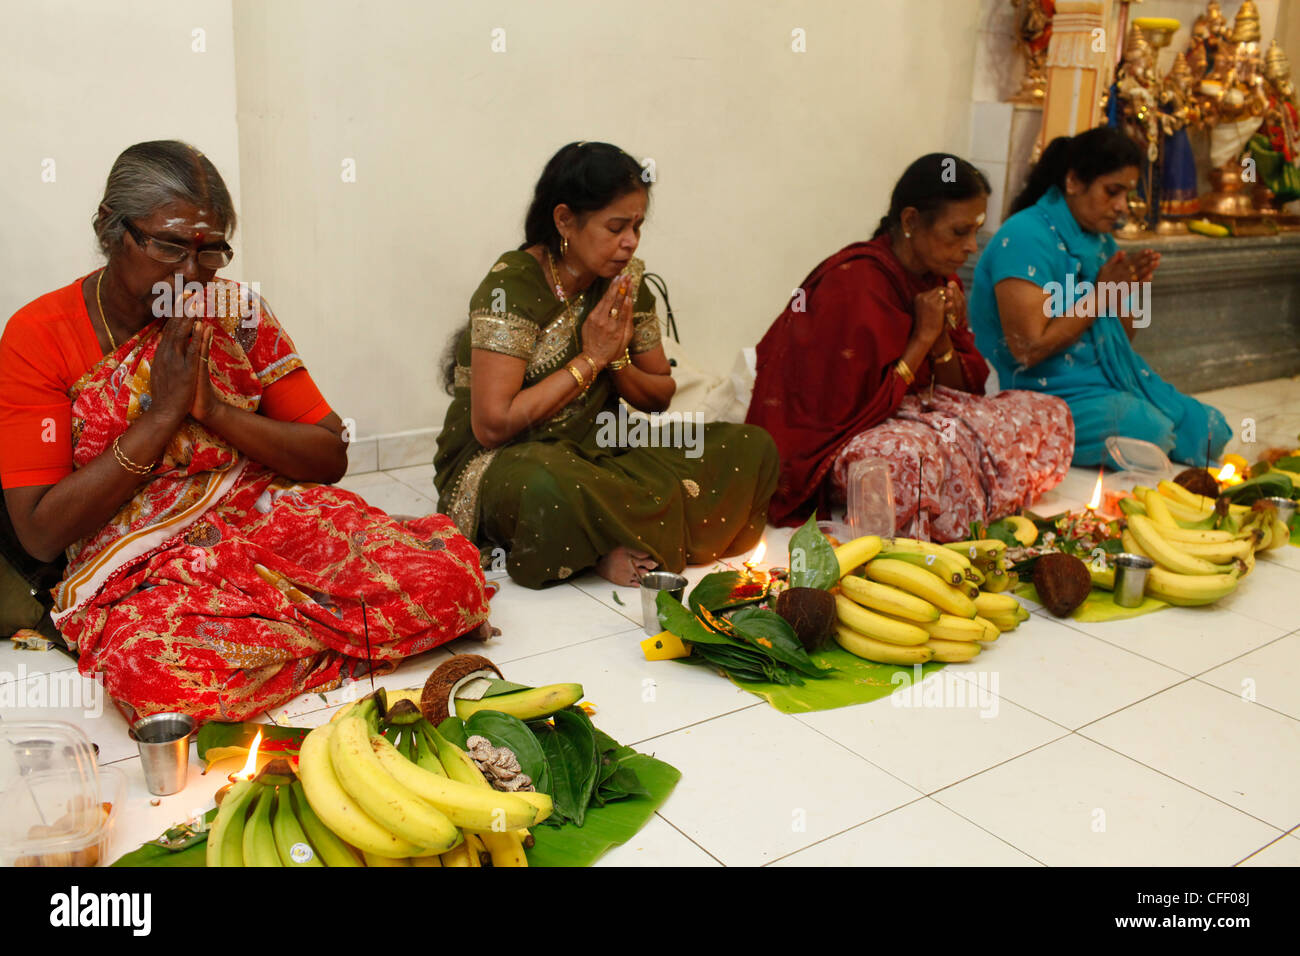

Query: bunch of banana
left=206, top=767, right=363, bottom=868
left=831, top=558, right=1027, bottom=665
left=295, top=696, right=549, bottom=867
left=1117, top=509, right=1243, bottom=607
left=875, top=538, right=980, bottom=587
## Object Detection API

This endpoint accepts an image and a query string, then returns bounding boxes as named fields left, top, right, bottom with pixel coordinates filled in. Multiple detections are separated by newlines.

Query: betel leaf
left=983, top=518, right=1021, bottom=547
left=558, top=708, right=602, bottom=815
left=1273, top=456, right=1300, bottom=472
left=535, top=709, right=600, bottom=828
left=1223, top=471, right=1293, bottom=505
left=729, top=606, right=826, bottom=677
left=436, top=716, right=469, bottom=750
left=788, top=512, right=840, bottom=589
left=657, top=590, right=744, bottom=647
left=464, top=710, right=552, bottom=797
left=687, top=570, right=748, bottom=615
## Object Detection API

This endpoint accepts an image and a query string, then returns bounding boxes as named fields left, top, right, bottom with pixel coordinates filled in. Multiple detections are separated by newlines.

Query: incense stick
left=361, top=598, right=376, bottom=694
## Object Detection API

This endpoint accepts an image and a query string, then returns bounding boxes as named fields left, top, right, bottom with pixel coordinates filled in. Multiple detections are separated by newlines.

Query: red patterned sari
left=53, top=281, right=489, bottom=722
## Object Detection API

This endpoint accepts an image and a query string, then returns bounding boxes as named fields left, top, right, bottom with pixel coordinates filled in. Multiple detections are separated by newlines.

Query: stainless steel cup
left=1112, top=553, right=1154, bottom=608
left=1261, top=496, right=1296, bottom=524
left=639, top=571, right=688, bottom=636
left=130, top=712, right=195, bottom=796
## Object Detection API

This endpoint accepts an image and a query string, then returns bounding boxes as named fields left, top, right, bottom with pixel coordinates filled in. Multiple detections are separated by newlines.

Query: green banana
left=290, top=781, right=362, bottom=867
left=412, top=721, right=447, bottom=776
left=272, top=784, right=323, bottom=867
left=454, top=683, right=584, bottom=722
left=205, top=778, right=259, bottom=868
left=242, top=786, right=283, bottom=867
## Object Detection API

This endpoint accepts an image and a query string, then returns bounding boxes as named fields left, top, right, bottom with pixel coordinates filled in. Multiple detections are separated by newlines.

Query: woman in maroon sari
left=747, top=154, right=1073, bottom=540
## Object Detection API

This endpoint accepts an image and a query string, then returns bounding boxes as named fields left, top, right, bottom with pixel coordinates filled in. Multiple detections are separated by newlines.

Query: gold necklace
left=95, top=269, right=118, bottom=351
left=547, top=250, right=585, bottom=349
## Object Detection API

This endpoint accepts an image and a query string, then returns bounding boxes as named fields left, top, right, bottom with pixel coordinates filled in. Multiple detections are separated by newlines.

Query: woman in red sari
left=0, top=141, right=489, bottom=722
left=746, top=154, right=1073, bottom=540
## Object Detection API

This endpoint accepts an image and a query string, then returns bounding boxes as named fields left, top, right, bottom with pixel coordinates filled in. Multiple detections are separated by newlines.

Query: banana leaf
left=787, top=512, right=839, bottom=589
left=727, top=645, right=947, bottom=714
left=1013, top=583, right=1166, bottom=622
left=524, top=753, right=681, bottom=867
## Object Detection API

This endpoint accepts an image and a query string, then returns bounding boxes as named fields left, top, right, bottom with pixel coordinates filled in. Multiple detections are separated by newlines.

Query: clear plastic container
left=0, top=721, right=123, bottom=867
left=1105, top=436, right=1176, bottom=483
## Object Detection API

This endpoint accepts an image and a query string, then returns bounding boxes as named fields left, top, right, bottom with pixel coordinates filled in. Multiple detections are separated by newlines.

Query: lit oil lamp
left=213, top=729, right=263, bottom=805
left=1087, top=469, right=1103, bottom=514
left=1212, top=462, right=1244, bottom=488
left=741, top=539, right=768, bottom=586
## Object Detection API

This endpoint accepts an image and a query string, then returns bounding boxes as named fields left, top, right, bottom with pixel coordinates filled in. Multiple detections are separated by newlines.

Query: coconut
left=1032, top=552, right=1092, bottom=617
left=774, top=587, right=836, bottom=652
left=420, top=654, right=504, bottom=726
left=1173, top=466, right=1220, bottom=499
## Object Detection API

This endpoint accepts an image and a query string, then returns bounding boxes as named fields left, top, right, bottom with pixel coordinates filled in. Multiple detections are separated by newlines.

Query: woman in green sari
left=435, top=142, right=778, bottom=588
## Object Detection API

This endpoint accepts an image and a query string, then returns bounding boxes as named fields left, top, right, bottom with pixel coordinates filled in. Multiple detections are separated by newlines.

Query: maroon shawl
left=745, top=235, right=989, bottom=525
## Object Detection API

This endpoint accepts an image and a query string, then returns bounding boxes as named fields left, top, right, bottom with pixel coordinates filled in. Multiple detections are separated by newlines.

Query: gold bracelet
left=608, top=349, right=632, bottom=371
left=578, top=352, right=599, bottom=378
left=932, top=348, right=956, bottom=365
left=566, top=363, right=588, bottom=391
left=112, top=436, right=154, bottom=476
left=895, top=359, right=915, bottom=385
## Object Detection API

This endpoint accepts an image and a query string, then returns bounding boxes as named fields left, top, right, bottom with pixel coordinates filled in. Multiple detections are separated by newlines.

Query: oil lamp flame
left=1087, top=470, right=1103, bottom=511
left=1217, top=463, right=1236, bottom=483
left=744, top=539, right=767, bottom=569
left=231, top=729, right=263, bottom=782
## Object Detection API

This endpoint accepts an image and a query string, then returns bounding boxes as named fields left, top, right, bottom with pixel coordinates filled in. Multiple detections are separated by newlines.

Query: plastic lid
left=0, top=721, right=104, bottom=855
left=1105, top=436, right=1175, bottom=480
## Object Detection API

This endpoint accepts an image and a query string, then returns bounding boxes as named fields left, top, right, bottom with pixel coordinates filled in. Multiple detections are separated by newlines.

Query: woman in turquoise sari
left=970, top=127, right=1231, bottom=466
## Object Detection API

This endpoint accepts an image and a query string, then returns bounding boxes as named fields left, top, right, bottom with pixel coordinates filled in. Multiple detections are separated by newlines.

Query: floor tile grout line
left=627, top=701, right=765, bottom=750
left=649, top=811, right=728, bottom=867
left=1188, top=663, right=1300, bottom=725
left=757, top=795, right=931, bottom=867
left=909, top=796, right=1053, bottom=867
left=1070, top=675, right=1199, bottom=735
left=922, top=729, right=1075, bottom=801
left=1230, top=828, right=1299, bottom=866
left=1072, top=729, right=1296, bottom=834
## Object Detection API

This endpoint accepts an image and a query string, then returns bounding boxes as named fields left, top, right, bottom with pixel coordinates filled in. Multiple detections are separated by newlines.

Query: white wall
left=230, top=0, right=981, bottom=440
left=0, top=1, right=242, bottom=322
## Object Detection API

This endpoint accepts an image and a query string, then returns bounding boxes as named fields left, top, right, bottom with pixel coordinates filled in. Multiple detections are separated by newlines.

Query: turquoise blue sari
left=969, top=187, right=1230, bottom=467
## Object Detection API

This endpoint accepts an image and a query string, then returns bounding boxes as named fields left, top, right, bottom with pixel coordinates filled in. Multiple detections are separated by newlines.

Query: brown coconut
left=1033, top=552, right=1092, bottom=617
left=420, top=654, right=504, bottom=726
left=1173, top=467, right=1220, bottom=499
left=774, top=587, right=836, bottom=652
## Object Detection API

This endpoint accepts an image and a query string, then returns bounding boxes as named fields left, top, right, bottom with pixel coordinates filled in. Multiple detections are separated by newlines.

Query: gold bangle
left=578, top=352, right=599, bottom=378
left=608, top=349, right=632, bottom=371
left=895, top=359, right=915, bottom=385
left=112, top=436, right=154, bottom=476
left=566, top=363, right=588, bottom=391
left=932, top=348, right=955, bottom=365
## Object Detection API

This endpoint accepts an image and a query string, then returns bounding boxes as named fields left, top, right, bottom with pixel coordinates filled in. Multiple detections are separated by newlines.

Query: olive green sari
left=434, top=252, right=778, bottom=588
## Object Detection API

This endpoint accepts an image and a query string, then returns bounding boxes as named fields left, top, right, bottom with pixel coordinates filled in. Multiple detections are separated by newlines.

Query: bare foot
left=595, top=547, right=656, bottom=586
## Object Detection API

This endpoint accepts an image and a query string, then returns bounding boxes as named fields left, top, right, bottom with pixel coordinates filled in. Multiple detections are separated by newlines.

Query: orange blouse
left=0, top=276, right=332, bottom=489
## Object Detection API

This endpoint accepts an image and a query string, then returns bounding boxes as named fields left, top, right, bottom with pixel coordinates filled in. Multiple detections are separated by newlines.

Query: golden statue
left=1116, top=22, right=1161, bottom=163
left=1010, top=0, right=1055, bottom=104
left=1199, top=0, right=1267, bottom=125
left=1246, top=40, right=1300, bottom=208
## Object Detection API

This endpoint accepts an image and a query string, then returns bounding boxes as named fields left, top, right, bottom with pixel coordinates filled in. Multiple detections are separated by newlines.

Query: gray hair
left=92, top=141, right=237, bottom=257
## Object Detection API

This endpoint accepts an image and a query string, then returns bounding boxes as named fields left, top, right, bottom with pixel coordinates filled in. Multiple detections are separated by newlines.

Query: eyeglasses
left=121, top=218, right=234, bottom=269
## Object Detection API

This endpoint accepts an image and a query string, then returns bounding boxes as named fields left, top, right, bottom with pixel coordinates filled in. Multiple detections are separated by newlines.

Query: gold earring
left=561, top=236, right=569, bottom=257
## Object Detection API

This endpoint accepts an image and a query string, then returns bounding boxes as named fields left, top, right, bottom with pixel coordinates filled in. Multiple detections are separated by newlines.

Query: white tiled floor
left=3, top=379, right=1297, bottom=867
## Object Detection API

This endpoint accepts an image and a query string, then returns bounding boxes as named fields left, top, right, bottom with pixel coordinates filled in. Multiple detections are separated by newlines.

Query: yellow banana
left=464, top=832, right=490, bottom=867
left=1145, top=565, right=1238, bottom=606
left=363, top=851, right=411, bottom=867
left=1266, top=517, right=1289, bottom=551
left=328, top=716, right=462, bottom=854
left=878, top=538, right=972, bottom=585
left=1158, top=479, right=1247, bottom=516
left=973, top=591, right=1021, bottom=617
left=480, top=829, right=529, bottom=867
left=944, top=539, right=1009, bottom=560
left=840, top=574, right=940, bottom=623
left=926, top=638, right=982, bottom=662
left=834, top=593, right=930, bottom=646
left=973, top=616, right=1001, bottom=641
left=1141, top=488, right=1181, bottom=530
left=833, top=535, right=883, bottom=579
left=1171, top=537, right=1253, bottom=563
left=917, top=614, right=987, bottom=643
left=440, top=842, right=474, bottom=867
left=864, top=559, right=978, bottom=618
left=982, top=570, right=1014, bottom=592
left=370, top=731, right=546, bottom=830
left=297, top=723, right=427, bottom=859
left=833, top=623, right=934, bottom=665
left=1126, top=515, right=1235, bottom=576
left=410, top=854, right=443, bottom=867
